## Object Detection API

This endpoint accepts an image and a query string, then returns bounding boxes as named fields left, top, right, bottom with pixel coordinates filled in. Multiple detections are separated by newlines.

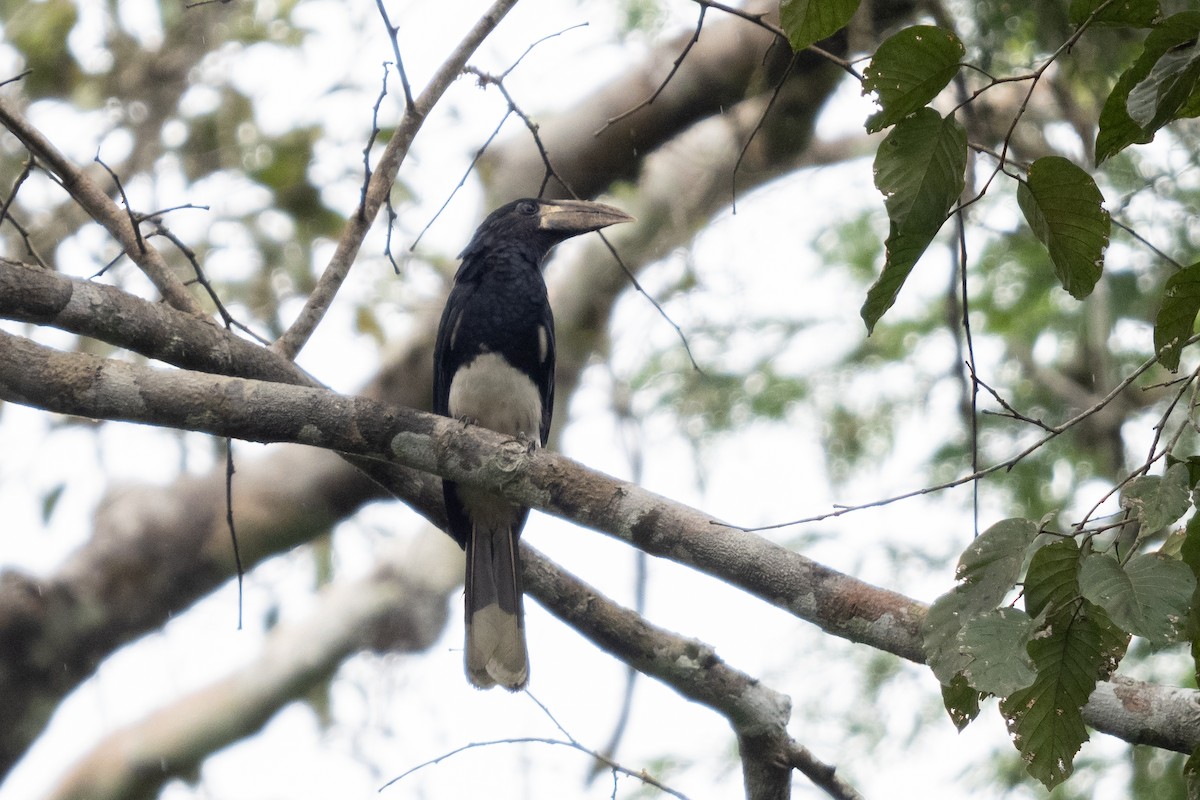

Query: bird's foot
left=511, top=430, right=539, bottom=454
left=456, top=415, right=478, bottom=429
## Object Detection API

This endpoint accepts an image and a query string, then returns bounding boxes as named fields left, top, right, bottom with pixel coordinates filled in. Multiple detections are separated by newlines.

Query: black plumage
left=434, top=197, right=634, bottom=690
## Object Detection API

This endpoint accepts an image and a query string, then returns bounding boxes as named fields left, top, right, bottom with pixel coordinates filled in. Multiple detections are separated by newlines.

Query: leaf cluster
left=774, top=0, right=1200, bottom=792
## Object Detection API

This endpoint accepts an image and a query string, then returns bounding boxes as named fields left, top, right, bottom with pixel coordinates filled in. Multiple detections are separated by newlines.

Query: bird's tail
left=465, top=522, right=528, bottom=690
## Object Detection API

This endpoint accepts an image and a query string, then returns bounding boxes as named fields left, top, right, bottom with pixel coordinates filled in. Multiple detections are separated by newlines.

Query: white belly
left=448, top=352, right=543, bottom=438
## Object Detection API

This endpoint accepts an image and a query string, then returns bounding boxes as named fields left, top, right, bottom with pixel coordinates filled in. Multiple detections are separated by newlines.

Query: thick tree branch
left=2, top=330, right=1198, bottom=760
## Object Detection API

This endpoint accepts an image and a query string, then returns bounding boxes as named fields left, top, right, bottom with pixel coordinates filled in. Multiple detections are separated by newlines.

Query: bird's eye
left=516, top=200, right=538, bottom=216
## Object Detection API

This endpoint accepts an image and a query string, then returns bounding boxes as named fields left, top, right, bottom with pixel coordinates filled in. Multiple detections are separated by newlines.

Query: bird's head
left=457, top=198, right=635, bottom=264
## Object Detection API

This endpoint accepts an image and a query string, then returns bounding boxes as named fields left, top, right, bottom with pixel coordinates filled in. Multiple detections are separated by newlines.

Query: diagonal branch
left=2, top=329, right=1198, bottom=761
left=270, top=0, right=520, bottom=360
left=0, top=98, right=202, bottom=315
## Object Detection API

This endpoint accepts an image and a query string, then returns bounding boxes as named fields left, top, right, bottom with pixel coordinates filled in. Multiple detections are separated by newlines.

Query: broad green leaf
left=1156, top=263, right=1200, bottom=370
left=923, top=518, right=1040, bottom=683
left=1017, top=156, right=1110, bottom=300
left=1167, top=453, right=1200, bottom=489
left=1069, top=0, right=1161, bottom=27
left=957, top=608, right=1038, bottom=695
left=1079, top=553, right=1140, bottom=634
left=1097, top=12, right=1200, bottom=164
left=1024, top=537, right=1081, bottom=616
left=779, top=0, right=861, bottom=53
left=1126, top=38, right=1200, bottom=129
left=1125, top=553, right=1195, bottom=644
left=1080, top=552, right=1193, bottom=646
left=1120, top=462, right=1192, bottom=532
left=863, top=26, right=965, bottom=133
left=940, top=673, right=982, bottom=731
left=923, top=587, right=979, bottom=683
left=999, top=603, right=1102, bottom=789
left=955, top=517, right=1041, bottom=597
left=861, top=108, right=967, bottom=333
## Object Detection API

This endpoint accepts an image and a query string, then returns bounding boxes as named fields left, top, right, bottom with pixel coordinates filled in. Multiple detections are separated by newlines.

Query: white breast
left=448, top=352, right=543, bottom=439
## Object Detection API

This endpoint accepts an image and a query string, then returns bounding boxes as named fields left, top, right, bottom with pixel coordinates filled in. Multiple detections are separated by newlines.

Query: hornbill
left=434, top=197, right=634, bottom=690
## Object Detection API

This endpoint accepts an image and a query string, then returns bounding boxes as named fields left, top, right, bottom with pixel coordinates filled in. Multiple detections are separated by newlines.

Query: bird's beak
left=537, top=200, right=635, bottom=234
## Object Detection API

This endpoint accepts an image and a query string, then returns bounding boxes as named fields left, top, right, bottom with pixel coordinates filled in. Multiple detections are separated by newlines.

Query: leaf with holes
left=1080, top=552, right=1191, bottom=646
left=924, top=519, right=1039, bottom=684
left=1000, top=603, right=1105, bottom=789
left=1120, top=462, right=1191, bottom=533
left=940, top=673, right=983, bottom=731
left=1017, top=156, right=1110, bottom=300
left=779, top=0, right=861, bottom=53
left=861, top=108, right=966, bottom=333
left=863, top=26, right=965, bottom=133
left=957, top=608, right=1038, bottom=696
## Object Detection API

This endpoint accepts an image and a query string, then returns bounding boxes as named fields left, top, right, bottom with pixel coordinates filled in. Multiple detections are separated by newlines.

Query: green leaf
left=1080, top=552, right=1192, bottom=646
left=923, top=519, right=1041, bottom=683
left=999, top=603, right=1103, bottom=789
left=779, top=0, right=861, bottom=53
left=957, top=608, right=1038, bottom=695
left=1156, top=263, right=1200, bottom=371
left=940, top=673, right=982, bottom=731
left=1024, top=537, right=1081, bottom=616
left=1120, top=462, right=1192, bottom=532
left=863, top=26, right=965, bottom=133
left=1167, top=454, right=1200, bottom=490
left=861, top=109, right=967, bottom=333
left=1069, top=0, right=1161, bottom=27
left=955, top=517, right=1041, bottom=597
left=40, top=483, right=65, bottom=524
left=1126, top=37, right=1200, bottom=129
left=923, top=588, right=978, bottom=683
left=1097, top=12, right=1200, bottom=164
left=1182, top=516, right=1200, bottom=682
left=1017, top=156, right=1110, bottom=300
left=1126, top=553, right=1194, bottom=644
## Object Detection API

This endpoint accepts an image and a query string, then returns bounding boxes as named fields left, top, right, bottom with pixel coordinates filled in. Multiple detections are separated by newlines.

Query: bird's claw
left=512, top=431, right=539, bottom=454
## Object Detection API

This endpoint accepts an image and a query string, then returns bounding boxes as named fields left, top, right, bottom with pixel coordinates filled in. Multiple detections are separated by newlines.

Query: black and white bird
left=434, top=197, right=634, bottom=690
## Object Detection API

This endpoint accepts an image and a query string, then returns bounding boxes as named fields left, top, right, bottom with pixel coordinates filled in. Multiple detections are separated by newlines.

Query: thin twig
left=271, top=0, right=520, bottom=361
left=379, top=736, right=691, bottom=799
left=373, top=0, right=414, bottom=109
left=595, top=5, right=707, bottom=136
left=93, top=154, right=146, bottom=255
left=731, top=48, right=797, bottom=213
left=733, top=344, right=1169, bottom=531
left=456, top=63, right=705, bottom=372
left=691, top=0, right=860, bottom=78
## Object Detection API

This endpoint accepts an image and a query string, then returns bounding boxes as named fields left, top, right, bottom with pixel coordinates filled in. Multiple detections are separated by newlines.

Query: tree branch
left=270, top=0, right=519, bottom=360
left=2, top=330, right=1197, bottom=760
left=0, top=98, right=202, bottom=315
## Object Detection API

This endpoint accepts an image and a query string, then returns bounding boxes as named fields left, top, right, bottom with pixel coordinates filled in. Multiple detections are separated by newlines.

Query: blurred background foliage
left=4, top=0, right=1200, bottom=797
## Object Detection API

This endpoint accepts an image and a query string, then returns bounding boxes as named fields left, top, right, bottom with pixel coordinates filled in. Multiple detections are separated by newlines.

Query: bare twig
left=381, top=736, right=691, bottom=798
left=595, top=4, right=708, bottom=136
left=737, top=346, right=1167, bottom=530
left=271, top=0, right=520, bottom=361
left=374, top=0, right=414, bottom=109
left=0, top=97, right=203, bottom=313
